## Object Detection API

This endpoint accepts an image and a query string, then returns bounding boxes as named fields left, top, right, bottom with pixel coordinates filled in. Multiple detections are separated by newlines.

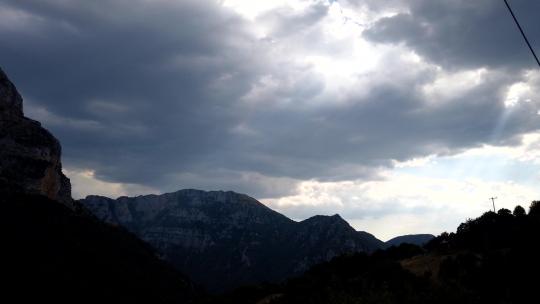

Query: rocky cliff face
left=0, top=68, right=72, bottom=206
left=81, top=190, right=384, bottom=292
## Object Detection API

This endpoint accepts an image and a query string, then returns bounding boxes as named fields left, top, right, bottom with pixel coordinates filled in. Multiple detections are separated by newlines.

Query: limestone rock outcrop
left=0, top=68, right=72, bottom=206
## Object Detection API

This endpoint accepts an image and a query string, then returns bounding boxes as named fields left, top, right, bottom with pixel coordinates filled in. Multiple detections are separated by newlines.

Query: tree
left=513, top=205, right=526, bottom=217
left=529, top=201, right=540, bottom=217
left=498, top=208, right=512, bottom=216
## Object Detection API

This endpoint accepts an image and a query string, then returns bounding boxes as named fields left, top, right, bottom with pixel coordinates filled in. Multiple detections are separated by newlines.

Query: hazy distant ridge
left=385, top=234, right=435, bottom=247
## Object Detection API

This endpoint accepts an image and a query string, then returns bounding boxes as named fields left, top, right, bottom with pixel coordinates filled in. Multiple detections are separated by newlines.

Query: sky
left=1, top=0, right=539, bottom=240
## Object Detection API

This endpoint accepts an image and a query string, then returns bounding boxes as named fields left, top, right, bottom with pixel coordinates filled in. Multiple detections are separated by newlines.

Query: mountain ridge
left=81, top=189, right=385, bottom=292
left=385, top=234, right=435, bottom=247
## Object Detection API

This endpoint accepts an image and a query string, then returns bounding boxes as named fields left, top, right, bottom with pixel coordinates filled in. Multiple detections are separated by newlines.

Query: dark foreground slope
left=1, top=67, right=197, bottom=303
left=81, top=192, right=384, bottom=292
left=2, top=192, right=198, bottom=303
left=207, top=202, right=540, bottom=304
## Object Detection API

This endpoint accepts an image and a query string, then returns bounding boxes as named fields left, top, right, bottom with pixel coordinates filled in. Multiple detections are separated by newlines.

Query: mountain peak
left=302, top=214, right=349, bottom=226
left=299, top=214, right=359, bottom=236
left=0, top=68, right=23, bottom=120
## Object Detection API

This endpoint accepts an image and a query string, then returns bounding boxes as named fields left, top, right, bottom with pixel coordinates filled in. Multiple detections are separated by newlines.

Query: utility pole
left=489, top=197, right=498, bottom=212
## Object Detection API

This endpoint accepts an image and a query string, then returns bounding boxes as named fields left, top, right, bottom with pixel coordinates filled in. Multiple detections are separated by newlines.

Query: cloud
left=263, top=165, right=540, bottom=240
left=363, top=0, right=540, bottom=70
left=66, top=167, right=157, bottom=199
left=0, top=0, right=539, bottom=201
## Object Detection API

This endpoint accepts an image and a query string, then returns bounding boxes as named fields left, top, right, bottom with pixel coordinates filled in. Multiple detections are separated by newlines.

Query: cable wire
left=503, top=0, right=540, bottom=68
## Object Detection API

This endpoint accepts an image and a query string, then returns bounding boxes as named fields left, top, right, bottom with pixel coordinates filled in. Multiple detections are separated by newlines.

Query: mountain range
left=80, top=190, right=384, bottom=291
left=80, top=191, right=434, bottom=291
left=1, top=65, right=437, bottom=300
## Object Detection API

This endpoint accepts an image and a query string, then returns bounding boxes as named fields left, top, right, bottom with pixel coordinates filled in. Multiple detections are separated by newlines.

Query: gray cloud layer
left=364, top=0, right=540, bottom=70
left=0, top=0, right=538, bottom=198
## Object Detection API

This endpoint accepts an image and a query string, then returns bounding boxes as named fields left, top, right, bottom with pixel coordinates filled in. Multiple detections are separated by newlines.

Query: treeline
left=426, top=201, right=540, bottom=252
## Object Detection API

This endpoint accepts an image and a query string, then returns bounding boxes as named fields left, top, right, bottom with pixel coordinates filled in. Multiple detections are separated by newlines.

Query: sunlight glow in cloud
left=221, top=0, right=317, bottom=20
left=66, top=168, right=158, bottom=199
left=422, top=68, right=488, bottom=103
left=263, top=172, right=539, bottom=240
left=262, top=132, right=540, bottom=240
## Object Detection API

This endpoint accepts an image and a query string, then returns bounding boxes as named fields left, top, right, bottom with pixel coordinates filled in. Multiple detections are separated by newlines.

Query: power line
left=503, top=0, right=540, bottom=68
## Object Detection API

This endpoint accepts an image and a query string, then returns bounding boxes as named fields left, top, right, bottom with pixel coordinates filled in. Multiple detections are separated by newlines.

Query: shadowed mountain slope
left=81, top=191, right=384, bottom=291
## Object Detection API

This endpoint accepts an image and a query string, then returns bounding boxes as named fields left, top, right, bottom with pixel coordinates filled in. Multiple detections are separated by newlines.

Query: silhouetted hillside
left=425, top=204, right=540, bottom=253
left=3, top=192, right=199, bottom=303
left=205, top=202, right=540, bottom=304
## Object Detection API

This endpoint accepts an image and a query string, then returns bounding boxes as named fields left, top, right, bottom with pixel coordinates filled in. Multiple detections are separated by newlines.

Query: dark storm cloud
left=0, top=0, right=539, bottom=198
left=0, top=0, right=267, bottom=188
left=240, top=69, right=537, bottom=181
left=363, top=0, right=540, bottom=70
